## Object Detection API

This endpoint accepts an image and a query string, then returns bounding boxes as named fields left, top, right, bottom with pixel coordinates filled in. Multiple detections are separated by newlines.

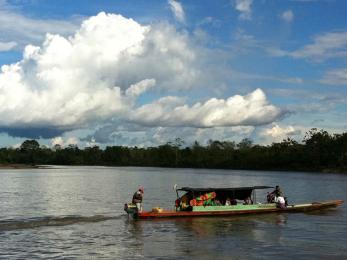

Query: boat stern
left=124, top=203, right=138, bottom=217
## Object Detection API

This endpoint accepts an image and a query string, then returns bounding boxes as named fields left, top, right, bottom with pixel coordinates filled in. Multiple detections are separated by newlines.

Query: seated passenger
left=275, top=196, right=286, bottom=209
left=243, top=196, right=253, bottom=205
left=225, top=198, right=231, bottom=206
left=177, top=194, right=189, bottom=210
left=267, top=192, right=275, bottom=203
left=230, top=199, right=237, bottom=205
left=267, top=185, right=284, bottom=203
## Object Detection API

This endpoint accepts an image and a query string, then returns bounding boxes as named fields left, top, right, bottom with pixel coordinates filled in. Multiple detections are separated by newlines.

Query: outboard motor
left=124, top=203, right=138, bottom=217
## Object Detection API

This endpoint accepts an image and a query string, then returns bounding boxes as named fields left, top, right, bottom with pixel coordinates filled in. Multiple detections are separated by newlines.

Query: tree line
left=0, top=128, right=346, bottom=172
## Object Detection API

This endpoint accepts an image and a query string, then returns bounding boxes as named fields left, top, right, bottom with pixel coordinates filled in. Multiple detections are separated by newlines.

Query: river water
left=0, top=166, right=346, bottom=259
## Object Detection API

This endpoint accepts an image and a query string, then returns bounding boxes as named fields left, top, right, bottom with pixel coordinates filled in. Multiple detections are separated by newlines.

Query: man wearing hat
left=132, top=186, right=144, bottom=212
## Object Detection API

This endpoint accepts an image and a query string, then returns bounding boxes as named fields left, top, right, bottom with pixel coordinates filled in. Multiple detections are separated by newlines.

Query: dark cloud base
left=0, top=127, right=66, bottom=139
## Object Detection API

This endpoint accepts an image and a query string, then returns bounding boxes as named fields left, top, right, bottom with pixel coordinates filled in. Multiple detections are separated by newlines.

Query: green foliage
left=0, top=128, right=346, bottom=172
left=20, top=140, right=40, bottom=151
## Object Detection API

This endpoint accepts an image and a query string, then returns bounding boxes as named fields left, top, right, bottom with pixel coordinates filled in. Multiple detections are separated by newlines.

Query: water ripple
left=0, top=215, right=121, bottom=231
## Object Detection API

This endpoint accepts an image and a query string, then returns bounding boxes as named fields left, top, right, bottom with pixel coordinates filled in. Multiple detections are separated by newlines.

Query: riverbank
left=0, top=164, right=41, bottom=169
left=321, top=167, right=347, bottom=174
left=1, top=163, right=345, bottom=174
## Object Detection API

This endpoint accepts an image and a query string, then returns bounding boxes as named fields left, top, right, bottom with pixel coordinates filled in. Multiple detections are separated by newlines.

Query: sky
left=0, top=0, right=346, bottom=148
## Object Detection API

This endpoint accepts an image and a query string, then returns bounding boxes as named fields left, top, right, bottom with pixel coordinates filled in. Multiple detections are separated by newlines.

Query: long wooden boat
left=124, top=186, right=343, bottom=219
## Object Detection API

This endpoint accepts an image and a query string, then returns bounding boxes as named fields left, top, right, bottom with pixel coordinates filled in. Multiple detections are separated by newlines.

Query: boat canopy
left=177, top=186, right=273, bottom=193
left=177, top=186, right=273, bottom=201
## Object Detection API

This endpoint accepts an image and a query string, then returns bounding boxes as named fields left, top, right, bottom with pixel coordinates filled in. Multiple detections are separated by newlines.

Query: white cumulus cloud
left=0, top=12, right=200, bottom=137
left=51, top=136, right=78, bottom=148
left=129, top=89, right=283, bottom=128
left=260, top=124, right=300, bottom=143
left=0, top=12, right=284, bottom=141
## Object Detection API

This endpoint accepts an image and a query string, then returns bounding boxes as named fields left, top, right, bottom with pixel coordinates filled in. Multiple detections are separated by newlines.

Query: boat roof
left=177, top=186, right=273, bottom=192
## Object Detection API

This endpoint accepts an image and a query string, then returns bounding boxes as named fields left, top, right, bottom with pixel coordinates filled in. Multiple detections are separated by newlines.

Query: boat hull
left=134, top=200, right=343, bottom=219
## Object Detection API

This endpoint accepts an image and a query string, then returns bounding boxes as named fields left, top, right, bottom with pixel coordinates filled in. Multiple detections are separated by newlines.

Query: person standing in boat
left=132, top=186, right=144, bottom=212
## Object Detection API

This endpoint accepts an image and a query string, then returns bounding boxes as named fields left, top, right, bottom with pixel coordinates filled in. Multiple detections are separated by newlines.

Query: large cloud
left=0, top=12, right=283, bottom=140
left=129, top=88, right=283, bottom=128
left=79, top=88, right=285, bottom=145
left=0, top=12, right=198, bottom=136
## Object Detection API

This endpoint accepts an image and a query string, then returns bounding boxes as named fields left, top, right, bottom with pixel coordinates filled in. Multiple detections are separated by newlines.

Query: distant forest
left=0, top=128, right=346, bottom=172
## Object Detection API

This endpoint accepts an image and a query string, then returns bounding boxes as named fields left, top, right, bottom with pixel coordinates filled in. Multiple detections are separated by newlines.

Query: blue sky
left=0, top=0, right=346, bottom=148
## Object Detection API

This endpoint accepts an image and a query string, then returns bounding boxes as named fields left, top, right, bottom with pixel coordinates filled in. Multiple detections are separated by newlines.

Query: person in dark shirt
left=132, top=187, right=144, bottom=212
left=273, top=186, right=283, bottom=197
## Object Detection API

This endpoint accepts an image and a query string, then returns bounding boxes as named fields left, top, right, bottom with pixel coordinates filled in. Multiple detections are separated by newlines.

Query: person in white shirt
left=275, top=196, right=286, bottom=208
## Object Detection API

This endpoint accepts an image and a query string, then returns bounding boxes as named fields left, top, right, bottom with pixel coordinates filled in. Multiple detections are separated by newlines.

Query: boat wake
left=0, top=215, right=121, bottom=231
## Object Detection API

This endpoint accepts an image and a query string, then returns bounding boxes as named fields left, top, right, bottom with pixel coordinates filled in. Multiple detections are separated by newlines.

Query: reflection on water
left=127, top=216, right=275, bottom=259
left=0, top=167, right=346, bottom=259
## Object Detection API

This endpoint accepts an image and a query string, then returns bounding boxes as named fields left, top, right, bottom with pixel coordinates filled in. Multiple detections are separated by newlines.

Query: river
left=0, top=166, right=346, bottom=259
